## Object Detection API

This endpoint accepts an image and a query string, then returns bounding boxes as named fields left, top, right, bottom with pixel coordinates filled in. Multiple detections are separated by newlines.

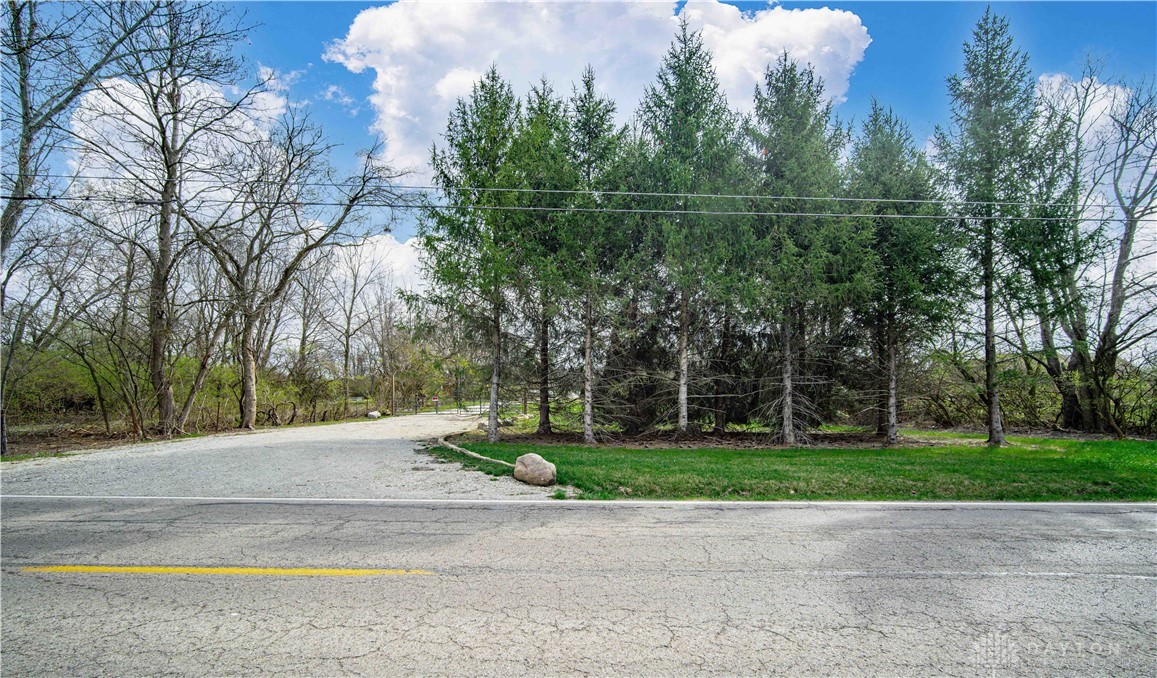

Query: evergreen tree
left=638, top=20, right=745, bottom=434
left=564, top=66, right=625, bottom=443
left=502, top=78, right=577, bottom=434
left=748, top=52, right=860, bottom=444
left=848, top=101, right=956, bottom=444
left=599, top=128, right=670, bottom=435
left=421, top=66, right=520, bottom=442
left=934, top=7, right=1036, bottom=445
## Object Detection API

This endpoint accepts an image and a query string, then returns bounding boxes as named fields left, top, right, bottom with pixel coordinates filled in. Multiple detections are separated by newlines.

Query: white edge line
left=1, top=494, right=1154, bottom=509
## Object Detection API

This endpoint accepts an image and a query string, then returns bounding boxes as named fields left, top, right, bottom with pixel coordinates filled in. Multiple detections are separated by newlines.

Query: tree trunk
left=713, top=312, right=730, bottom=434
left=176, top=319, right=227, bottom=432
left=1035, top=300, right=1084, bottom=430
left=537, top=298, right=551, bottom=434
left=782, top=312, right=796, bottom=446
left=1, top=12, right=34, bottom=264
left=488, top=308, right=500, bottom=443
left=78, top=349, right=112, bottom=436
left=148, top=238, right=176, bottom=434
left=342, top=337, right=351, bottom=418
left=677, top=289, right=689, bottom=433
left=149, top=89, right=180, bottom=436
left=886, top=322, right=898, bottom=446
left=982, top=217, right=1005, bottom=445
left=874, top=318, right=888, bottom=435
left=624, top=295, right=643, bottom=436
left=239, top=315, right=258, bottom=429
left=1091, top=212, right=1139, bottom=437
left=582, top=291, right=595, bottom=444
left=0, top=32, right=35, bottom=456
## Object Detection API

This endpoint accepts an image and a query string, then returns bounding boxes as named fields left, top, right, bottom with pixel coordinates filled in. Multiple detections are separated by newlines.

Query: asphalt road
left=2, top=497, right=1154, bottom=676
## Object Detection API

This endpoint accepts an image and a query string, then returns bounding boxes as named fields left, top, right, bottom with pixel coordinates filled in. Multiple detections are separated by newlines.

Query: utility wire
left=0, top=193, right=1112, bottom=222
left=6, top=171, right=1108, bottom=211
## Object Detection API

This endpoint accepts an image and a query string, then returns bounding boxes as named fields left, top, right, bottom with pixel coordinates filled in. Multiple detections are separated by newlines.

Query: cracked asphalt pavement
left=1, top=415, right=1154, bottom=676
left=2, top=499, right=1153, bottom=676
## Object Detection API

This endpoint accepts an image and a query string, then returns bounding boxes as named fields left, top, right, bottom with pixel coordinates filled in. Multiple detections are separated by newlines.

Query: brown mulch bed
left=451, top=426, right=1120, bottom=450
left=453, top=429, right=950, bottom=450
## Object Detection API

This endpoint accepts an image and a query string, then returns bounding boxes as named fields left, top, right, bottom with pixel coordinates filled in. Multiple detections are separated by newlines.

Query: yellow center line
left=21, top=565, right=432, bottom=577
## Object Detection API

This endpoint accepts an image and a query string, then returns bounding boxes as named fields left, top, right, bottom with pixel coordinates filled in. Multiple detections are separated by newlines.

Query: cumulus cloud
left=325, top=0, right=871, bottom=175
left=362, top=233, right=425, bottom=291
left=71, top=77, right=270, bottom=187
left=684, top=2, right=870, bottom=104
left=1034, top=74, right=1156, bottom=281
left=1036, top=73, right=1128, bottom=144
left=434, top=67, right=483, bottom=103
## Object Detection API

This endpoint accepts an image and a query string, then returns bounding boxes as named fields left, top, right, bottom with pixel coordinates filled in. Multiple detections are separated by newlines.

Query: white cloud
left=1036, top=73, right=1127, bottom=145
left=434, top=67, right=483, bottom=103
left=323, top=84, right=354, bottom=106
left=362, top=233, right=425, bottom=292
left=683, top=2, right=870, bottom=104
left=71, top=77, right=269, bottom=187
left=325, top=0, right=871, bottom=176
left=254, top=65, right=305, bottom=121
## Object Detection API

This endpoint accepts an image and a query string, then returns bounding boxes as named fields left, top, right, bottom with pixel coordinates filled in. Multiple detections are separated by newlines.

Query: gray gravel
left=0, top=412, right=550, bottom=500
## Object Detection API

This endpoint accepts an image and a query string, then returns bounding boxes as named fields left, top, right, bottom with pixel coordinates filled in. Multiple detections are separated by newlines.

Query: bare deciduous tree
left=183, top=111, right=407, bottom=429
left=324, top=244, right=380, bottom=414
left=66, top=1, right=256, bottom=434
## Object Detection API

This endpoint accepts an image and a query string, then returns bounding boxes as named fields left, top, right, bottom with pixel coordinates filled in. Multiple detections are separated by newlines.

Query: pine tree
left=564, top=66, right=625, bottom=443
left=502, top=78, right=577, bottom=434
left=638, top=20, right=745, bottom=434
left=748, top=53, right=857, bottom=445
left=848, top=101, right=956, bottom=444
left=934, top=7, right=1036, bottom=445
left=421, top=66, right=520, bottom=442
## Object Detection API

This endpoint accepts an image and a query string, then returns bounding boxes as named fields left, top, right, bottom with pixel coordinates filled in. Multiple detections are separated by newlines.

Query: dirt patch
left=4, top=429, right=144, bottom=459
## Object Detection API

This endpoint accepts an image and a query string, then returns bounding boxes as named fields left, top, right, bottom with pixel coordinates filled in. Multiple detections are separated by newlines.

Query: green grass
left=431, top=437, right=1157, bottom=501
left=0, top=450, right=71, bottom=462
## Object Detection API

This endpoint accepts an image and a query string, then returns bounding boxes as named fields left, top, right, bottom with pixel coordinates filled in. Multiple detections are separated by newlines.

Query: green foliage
left=747, top=52, right=871, bottom=435
left=9, top=6, right=1154, bottom=450
left=4, top=348, right=95, bottom=420
left=935, top=7, right=1037, bottom=227
left=421, top=65, right=522, bottom=328
left=503, top=78, right=577, bottom=289
left=848, top=100, right=957, bottom=339
left=638, top=19, right=749, bottom=297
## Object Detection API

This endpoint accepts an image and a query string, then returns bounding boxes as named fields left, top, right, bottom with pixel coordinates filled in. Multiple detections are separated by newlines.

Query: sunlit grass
left=431, top=436, right=1157, bottom=501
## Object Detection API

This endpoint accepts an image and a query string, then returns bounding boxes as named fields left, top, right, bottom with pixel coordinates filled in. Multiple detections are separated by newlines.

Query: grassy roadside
left=430, top=436, right=1157, bottom=501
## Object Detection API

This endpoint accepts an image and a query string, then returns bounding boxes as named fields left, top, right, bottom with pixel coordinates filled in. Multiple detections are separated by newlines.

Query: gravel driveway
left=0, top=413, right=549, bottom=500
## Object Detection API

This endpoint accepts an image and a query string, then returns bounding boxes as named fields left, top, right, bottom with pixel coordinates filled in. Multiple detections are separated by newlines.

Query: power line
left=0, top=193, right=1111, bottom=223
left=6, top=172, right=1110, bottom=211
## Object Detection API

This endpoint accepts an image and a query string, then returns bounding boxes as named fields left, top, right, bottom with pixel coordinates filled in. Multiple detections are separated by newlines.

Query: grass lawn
left=430, top=435, right=1157, bottom=501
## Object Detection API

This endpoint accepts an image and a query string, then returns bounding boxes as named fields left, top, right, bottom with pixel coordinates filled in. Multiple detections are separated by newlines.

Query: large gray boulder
left=513, top=453, right=556, bottom=486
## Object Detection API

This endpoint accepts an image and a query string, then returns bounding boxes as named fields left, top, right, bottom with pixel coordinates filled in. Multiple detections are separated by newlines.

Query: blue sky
left=235, top=1, right=1156, bottom=238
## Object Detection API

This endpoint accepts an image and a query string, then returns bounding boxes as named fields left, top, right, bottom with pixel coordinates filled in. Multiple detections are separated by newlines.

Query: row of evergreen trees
left=420, top=12, right=1153, bottom=443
